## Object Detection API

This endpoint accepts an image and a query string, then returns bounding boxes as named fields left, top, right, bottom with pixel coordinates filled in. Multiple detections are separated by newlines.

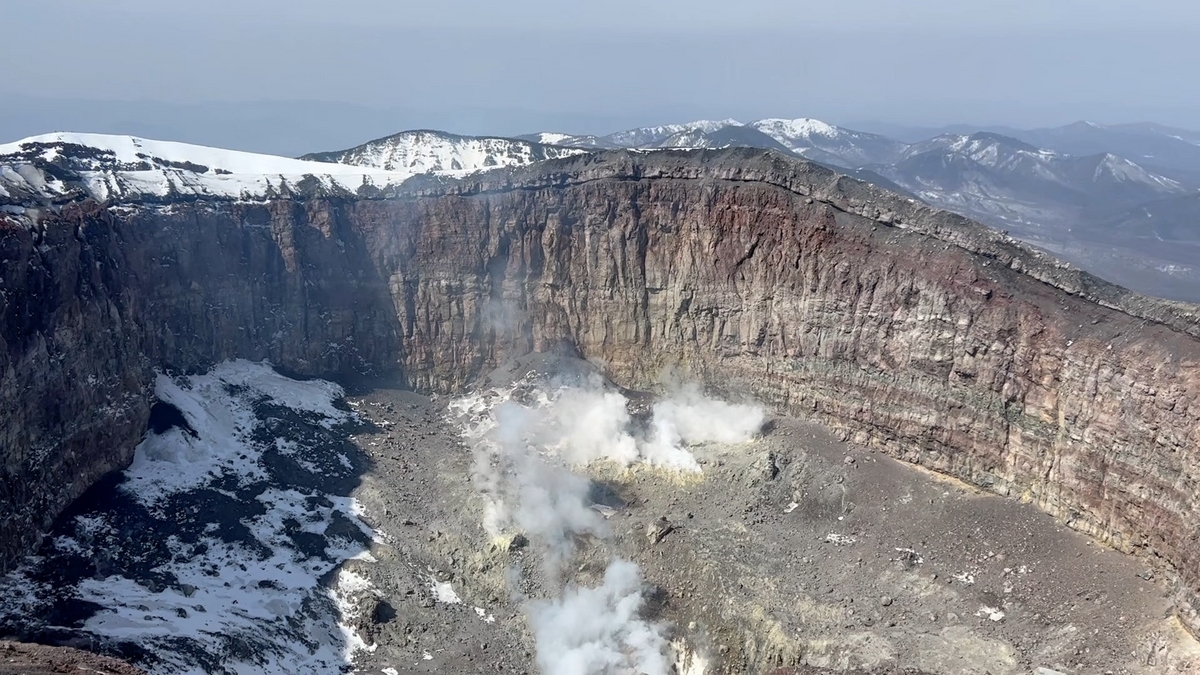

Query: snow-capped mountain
left=655, top=125, right=792, bottom=152
left=523, top=117, right=908, bottom=169
left=0, top=131, right=588, bottom=205
left=0, top=132, right=418, bottom=203
left=1009, top=121, right=1200, bottom=176
left=513, top=132, right=614, bottom=148
left=750, top=118, right=908, bottom=168
left=301, top=129, right=587, bottom=172
left=601, top=119, right=744, bottom=148
left=523, top=119, right=753, bottom=150
left=883, top=132, right=1184, bottom=205
left=1069, top=152, right=1184, bottom=193
left=872, top=131, right=1189, bottom=235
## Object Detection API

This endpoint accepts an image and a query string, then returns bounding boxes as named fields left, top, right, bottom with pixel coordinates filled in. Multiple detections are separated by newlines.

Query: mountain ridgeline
left=282, top=118, right=1200, bottom=303
left=2, top=143, right=1200, bottom=643
left=299, top=129, right=586, bottom=172
left=513, top=118, right=1200, bottom=302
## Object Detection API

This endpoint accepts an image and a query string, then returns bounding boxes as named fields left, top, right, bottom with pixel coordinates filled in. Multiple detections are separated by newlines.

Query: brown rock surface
left=2, top=148, right=1199, bottom=638
left=0, top=640, right=143, bottom=674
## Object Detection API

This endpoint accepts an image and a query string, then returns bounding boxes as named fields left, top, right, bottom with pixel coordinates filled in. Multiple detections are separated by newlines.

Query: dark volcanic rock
left=3, top=148, right=1200, bottom=637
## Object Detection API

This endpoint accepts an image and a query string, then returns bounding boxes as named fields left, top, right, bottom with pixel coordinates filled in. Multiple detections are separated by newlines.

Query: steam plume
left=453, top=366, right=765, bottom=675
left=527, top=559, right=669, bottom=675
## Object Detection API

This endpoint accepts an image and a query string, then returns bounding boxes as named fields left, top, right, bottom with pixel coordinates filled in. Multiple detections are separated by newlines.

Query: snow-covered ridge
left=0, top=132, right=418, bottom=203
left=0, top=130, right=590, bottom=205
left=602, top=119, right=744, bottom=148
left=898, top=132, right=1184, bottom=191
left=301, top=129, right=587, bottom=172
left=526, top=132, right=578, bottom=145
left=526, top=117, right=908, bottom=168
left=1093, top=152, right=1183, bottom=189
left=0, top=132, right=389, bottom=176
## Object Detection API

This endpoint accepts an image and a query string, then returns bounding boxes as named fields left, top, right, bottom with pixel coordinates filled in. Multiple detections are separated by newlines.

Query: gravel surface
left=332, top=364, right=1199, bottom=674
left=5, top=357, right=1199, bottom=674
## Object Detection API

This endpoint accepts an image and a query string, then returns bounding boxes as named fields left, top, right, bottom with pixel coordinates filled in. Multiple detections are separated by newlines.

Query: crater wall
left=3, top=149, right=1198, bottom=632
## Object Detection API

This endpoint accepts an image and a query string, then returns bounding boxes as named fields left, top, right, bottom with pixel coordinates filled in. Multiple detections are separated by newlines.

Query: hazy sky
left=4, top=0, right=1199, bottom=154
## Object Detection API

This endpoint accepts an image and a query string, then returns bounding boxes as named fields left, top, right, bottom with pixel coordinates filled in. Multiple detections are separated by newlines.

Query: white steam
left=527, top=559, right=670, bottom=675
left=653, top=382, right=767, bottom=446
left=548, top=388, right=640, bottom=465
left=452, top=368, right=764, bottom=675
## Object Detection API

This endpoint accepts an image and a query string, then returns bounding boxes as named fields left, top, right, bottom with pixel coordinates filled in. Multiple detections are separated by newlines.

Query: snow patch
left=976, top=605, right=1006, bottom=621
left=430, top=578, right=463, bottom=604
left=0, top=361, right=381, bottom=675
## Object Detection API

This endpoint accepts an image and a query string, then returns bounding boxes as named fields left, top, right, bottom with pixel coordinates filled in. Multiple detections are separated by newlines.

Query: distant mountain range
left=6, top=117, right=1200, bottom=302
left=503, top=117, right=1200, bottom=302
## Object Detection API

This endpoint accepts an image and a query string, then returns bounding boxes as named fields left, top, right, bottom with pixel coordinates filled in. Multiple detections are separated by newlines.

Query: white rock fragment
left=430, top=577, right=462, bottom=604
left=976, top=605, right=1005, bottom=621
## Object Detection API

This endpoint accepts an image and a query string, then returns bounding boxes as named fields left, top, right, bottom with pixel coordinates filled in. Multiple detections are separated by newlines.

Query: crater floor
left=342, top=377, right=1199, bottom=675
left=2, top=360, right=1197, bottom=675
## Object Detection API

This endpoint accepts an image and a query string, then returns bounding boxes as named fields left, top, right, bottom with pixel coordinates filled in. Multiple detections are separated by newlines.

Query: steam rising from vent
left=644, top=383, right=766, bottom=471
left=548, top=389, right=640, bottom=466
left=527, top=560, right=670, bottom=675
left=452, top=365, right=765, bottom=675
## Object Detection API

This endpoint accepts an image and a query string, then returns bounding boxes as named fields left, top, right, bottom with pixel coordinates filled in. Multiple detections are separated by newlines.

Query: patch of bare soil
left=0, top=640, right=143, bottom=674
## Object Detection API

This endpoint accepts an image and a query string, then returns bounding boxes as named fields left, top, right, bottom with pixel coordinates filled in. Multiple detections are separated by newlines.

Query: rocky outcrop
left=2, top=148, right=1200, bottom=634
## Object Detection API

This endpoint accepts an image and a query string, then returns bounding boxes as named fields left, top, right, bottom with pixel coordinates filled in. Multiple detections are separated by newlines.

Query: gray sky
left=4, top=0, right=1200, bottom=155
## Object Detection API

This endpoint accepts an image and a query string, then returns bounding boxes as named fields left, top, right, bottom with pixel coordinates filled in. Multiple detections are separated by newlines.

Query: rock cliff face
left=3, top=149, right=1200, bottom=634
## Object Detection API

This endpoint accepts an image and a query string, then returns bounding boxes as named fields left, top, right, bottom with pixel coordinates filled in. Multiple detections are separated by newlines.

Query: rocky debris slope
left=2, top=147, right=1200, bottom=640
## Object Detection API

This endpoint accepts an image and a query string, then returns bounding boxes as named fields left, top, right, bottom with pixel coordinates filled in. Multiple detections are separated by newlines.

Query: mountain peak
left=600, top=119, right=744, bottom=148
left=300, top=130, right=586, bottom=173
left=752, top=118, right=839, bottom=139
left=963, top=131, right=1041, bottom=152
left=1058, top=120, right=1109, bottom=133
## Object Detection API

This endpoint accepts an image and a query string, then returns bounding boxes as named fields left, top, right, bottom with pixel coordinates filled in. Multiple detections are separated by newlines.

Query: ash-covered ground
left=2, top=354, right=1197, bottom=675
